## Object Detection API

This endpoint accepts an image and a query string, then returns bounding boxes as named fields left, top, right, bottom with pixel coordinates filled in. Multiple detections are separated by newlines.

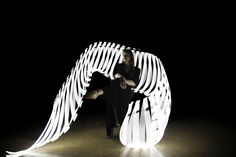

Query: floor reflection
left=4, top=117, right=234, bottom=157
left=26, top=151, right=62, bottom=157
left=121, top=146, right=164, bottom=157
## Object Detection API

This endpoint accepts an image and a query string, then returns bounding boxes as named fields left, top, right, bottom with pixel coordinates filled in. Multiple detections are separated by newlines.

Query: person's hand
left=120, top=77, right=127, bottom=89
left=115, top=73, right=123, bottom=79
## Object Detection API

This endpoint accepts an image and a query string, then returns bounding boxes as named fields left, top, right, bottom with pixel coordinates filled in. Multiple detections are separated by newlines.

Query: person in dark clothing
left=84, top=49, right=140, bottom=138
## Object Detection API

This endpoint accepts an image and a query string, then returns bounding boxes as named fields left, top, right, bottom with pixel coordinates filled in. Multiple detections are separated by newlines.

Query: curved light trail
left=6, top=41, right=171, bottom=156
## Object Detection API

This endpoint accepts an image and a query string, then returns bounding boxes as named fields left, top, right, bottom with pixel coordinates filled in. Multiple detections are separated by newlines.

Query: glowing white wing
left=119, top=52, right=171, bottom=147
left=6, top=41, right=171, bottom=156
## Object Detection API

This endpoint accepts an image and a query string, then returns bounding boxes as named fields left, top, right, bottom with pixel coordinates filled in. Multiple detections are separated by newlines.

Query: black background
left=0, top=8, right=234, bottom=141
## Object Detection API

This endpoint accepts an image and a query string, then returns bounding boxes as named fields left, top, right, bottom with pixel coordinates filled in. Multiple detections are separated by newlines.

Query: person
left=84, top=49, right=140, bottom=138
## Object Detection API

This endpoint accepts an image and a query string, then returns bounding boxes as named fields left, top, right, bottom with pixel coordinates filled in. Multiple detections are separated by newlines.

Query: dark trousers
left=106, top=102, right=116, bottom=136
left=103, top=79, right=131, bottom=136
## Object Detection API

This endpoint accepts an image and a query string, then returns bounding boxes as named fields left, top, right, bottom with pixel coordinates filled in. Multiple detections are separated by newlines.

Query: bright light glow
left=126, top=143, right=153, bottom=149
left=6, top=41, right=171, bottom=157
left=121, top=146, right=164, bottom=157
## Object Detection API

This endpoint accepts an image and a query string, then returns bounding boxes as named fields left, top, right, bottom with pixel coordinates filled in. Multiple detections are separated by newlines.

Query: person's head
left=122, top=49, right=134, bottom=67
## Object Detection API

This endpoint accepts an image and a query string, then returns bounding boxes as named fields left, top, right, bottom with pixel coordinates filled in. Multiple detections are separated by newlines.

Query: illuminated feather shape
left=6, top=41, right=171, bottom=156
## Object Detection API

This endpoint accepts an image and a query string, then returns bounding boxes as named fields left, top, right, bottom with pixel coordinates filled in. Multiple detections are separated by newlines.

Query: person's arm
left=123, top=68, right=140, bottom=88
left=117, top=70, right=139, bottom=88
left=113, top=64, right=139, bottom=88
left=122, top=77, right=136, bottom=87
left=113, top=64, right=122, bottom=79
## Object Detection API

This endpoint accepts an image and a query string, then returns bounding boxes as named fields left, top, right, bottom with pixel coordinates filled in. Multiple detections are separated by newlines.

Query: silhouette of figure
left=85, top=49, right=140, bottom=138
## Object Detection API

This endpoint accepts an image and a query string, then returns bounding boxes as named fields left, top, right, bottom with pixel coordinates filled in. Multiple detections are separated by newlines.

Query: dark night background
left=0, top=7, right=234, bottom=156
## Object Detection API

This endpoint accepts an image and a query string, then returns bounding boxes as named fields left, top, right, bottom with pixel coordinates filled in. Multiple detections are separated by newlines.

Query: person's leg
left=84, top=79, right=120, bottom=137
left=84, top=89, right=103, bottom=99
left=85, top=79, right=120, bottom=100
left=113, top=108, right=120, bottom=127
left=106, top=103, right=115, bottom=138
left=106, top=122, right=113, bottom=138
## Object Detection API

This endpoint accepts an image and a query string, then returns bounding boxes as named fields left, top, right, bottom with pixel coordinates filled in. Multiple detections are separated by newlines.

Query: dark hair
left=122, top=49, right=135, bottom=76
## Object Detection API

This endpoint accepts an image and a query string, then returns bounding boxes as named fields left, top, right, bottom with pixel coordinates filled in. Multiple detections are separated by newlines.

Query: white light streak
left=6, top=41, right=171, bottom=156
